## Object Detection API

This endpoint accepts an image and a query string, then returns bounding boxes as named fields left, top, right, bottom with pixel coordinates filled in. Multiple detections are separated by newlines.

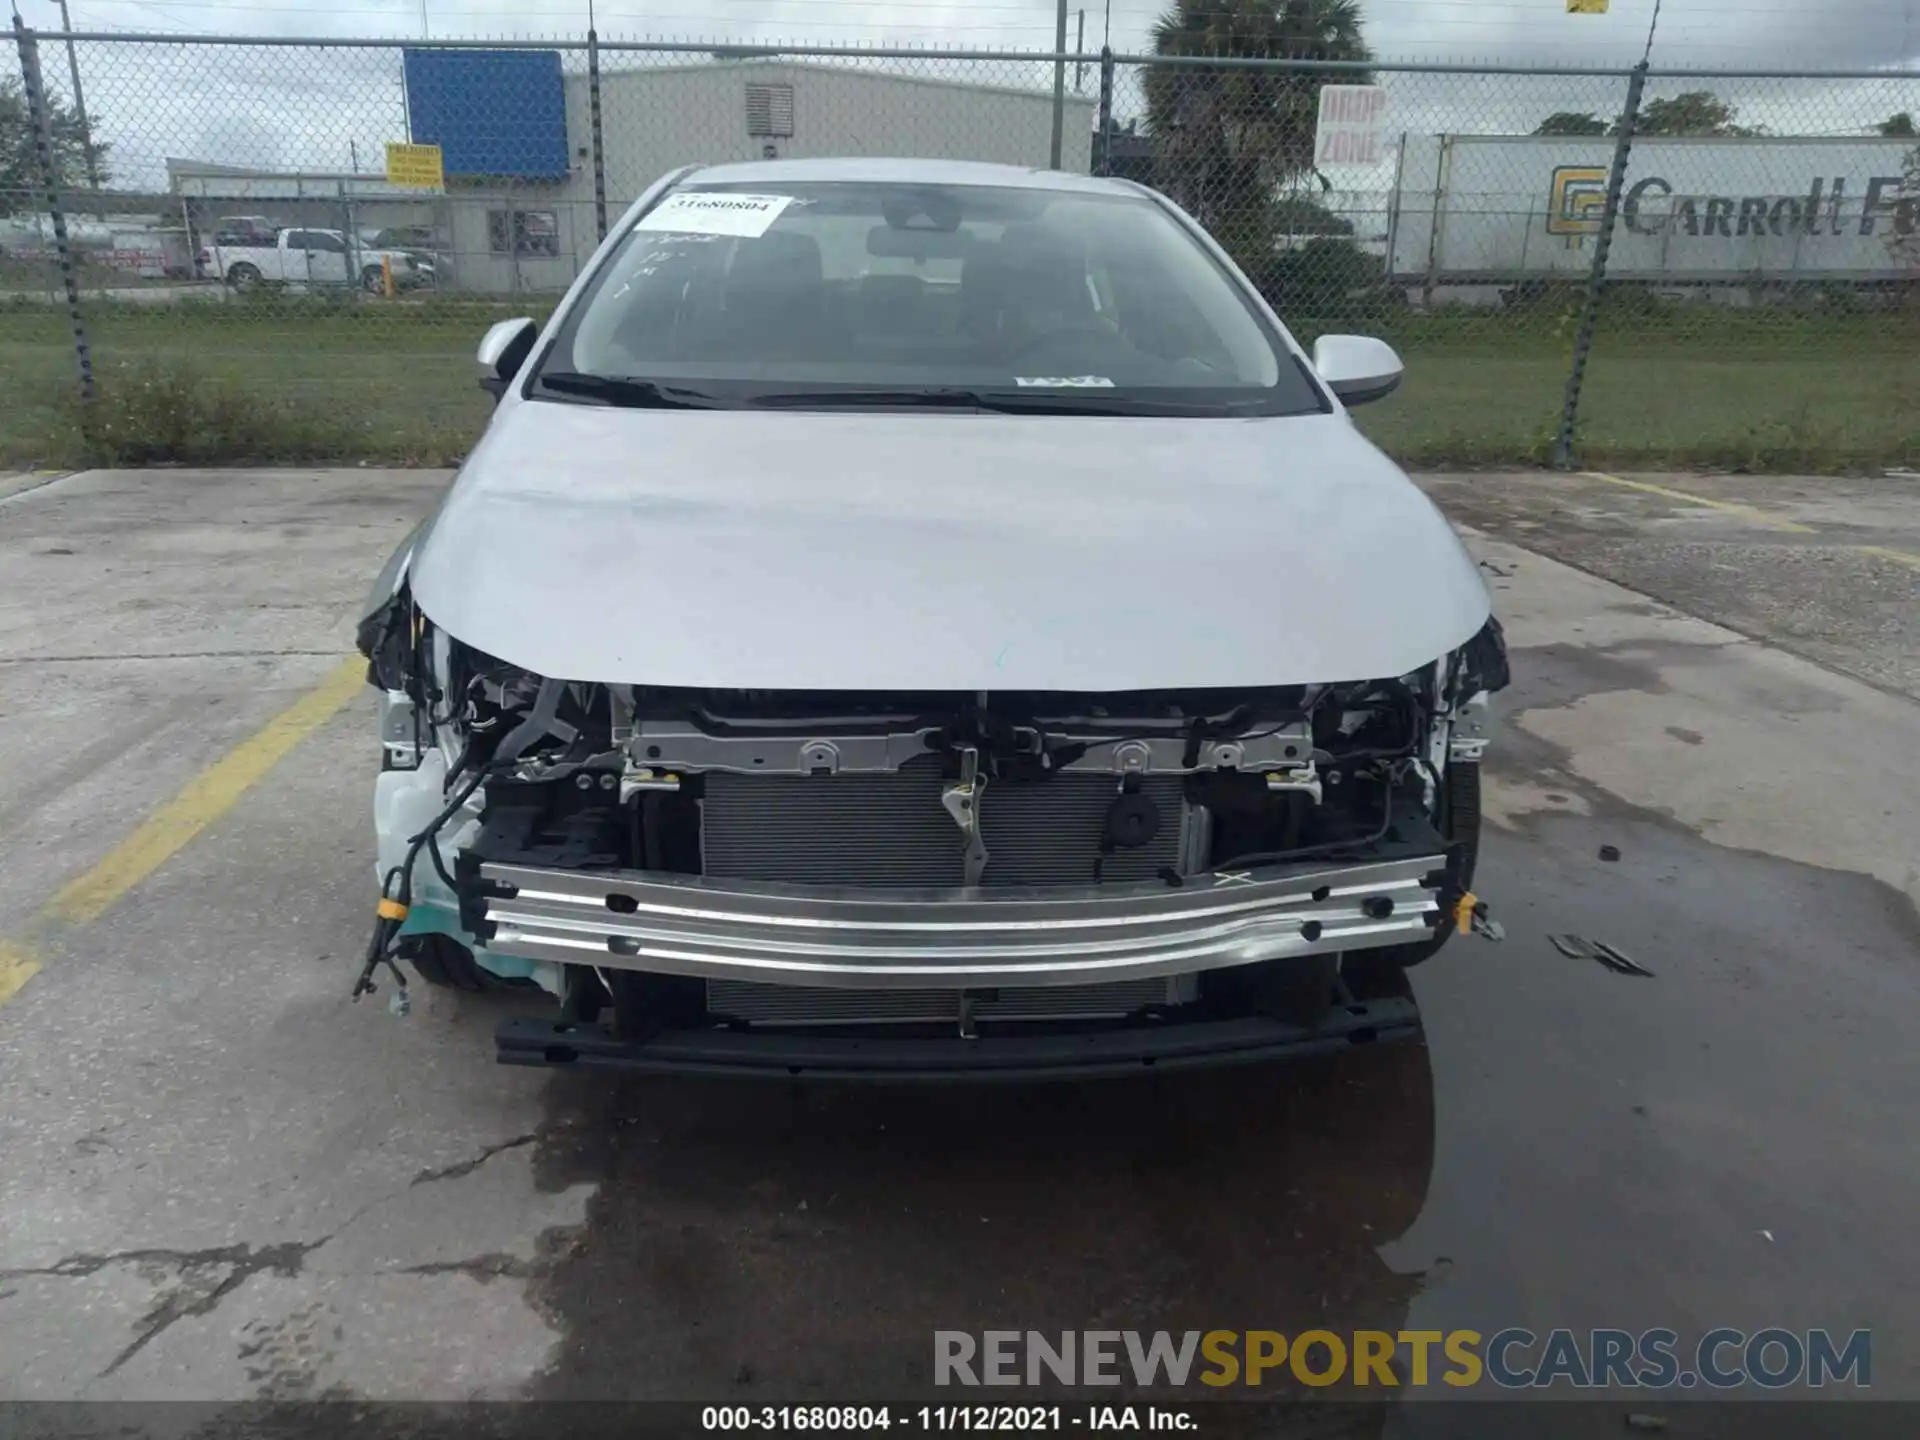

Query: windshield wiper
left=747, top=387, right=1244, bottom=417
left=749, top=388, right=986, bottom=410
left=536, top=372, right=725, bottom=409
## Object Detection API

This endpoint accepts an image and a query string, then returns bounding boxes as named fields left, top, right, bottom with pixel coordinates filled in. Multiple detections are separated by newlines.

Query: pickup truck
left=200, top=226, right=434, bottom=293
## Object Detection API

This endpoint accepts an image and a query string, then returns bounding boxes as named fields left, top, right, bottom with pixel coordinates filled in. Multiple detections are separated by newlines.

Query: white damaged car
left=354, top=157, right=1508, bottom=1079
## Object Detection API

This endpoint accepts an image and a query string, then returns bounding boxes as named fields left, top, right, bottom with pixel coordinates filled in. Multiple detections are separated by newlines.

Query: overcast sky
left=20, top=0, right=1920, bottom=68
left=14, top=0, right=1918, bottom=189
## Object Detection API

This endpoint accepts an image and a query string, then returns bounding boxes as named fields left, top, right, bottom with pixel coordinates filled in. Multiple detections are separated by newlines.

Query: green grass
left=1567, top=345, right=1920, bottom=472
left=1353, top=338, right=1920, bottom=473
left=2, top=295, right=1914, bottom=472
left=0, top=297, right=540, bottom=467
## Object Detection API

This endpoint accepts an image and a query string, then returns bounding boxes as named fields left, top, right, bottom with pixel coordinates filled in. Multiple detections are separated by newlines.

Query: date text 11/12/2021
left=702, top=1406, right=1193, bottom=1431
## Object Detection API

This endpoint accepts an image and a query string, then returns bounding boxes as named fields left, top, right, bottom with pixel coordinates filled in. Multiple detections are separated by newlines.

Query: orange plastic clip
left=1453, top=890, right=1478, bottom=931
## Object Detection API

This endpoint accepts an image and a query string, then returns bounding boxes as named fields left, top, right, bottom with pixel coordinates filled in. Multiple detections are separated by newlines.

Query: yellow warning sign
left=1566, top=0, right=1610, bottom=12
left=384, top=142, right=445, bottom=189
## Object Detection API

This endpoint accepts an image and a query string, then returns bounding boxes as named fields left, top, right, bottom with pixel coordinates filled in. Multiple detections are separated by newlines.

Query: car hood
left=409, top=401, right=1490, bottom=692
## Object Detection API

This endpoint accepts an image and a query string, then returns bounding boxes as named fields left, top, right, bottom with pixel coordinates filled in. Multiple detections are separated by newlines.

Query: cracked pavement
left=1, top=1059, right=587, bottom=1399
left=0, top=1132, right=565, bottom=1388
left=0, top=468, right=1916, bottom=1415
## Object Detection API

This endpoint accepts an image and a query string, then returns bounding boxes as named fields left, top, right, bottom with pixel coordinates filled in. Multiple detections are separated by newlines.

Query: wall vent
left=745, top=82, right=795, bottom=137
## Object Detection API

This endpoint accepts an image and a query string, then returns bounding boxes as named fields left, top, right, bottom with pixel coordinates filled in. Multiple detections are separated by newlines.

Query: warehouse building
left=409, top=49, right=1097, bottom=293
left=168, top=53, right=1095, bottom=294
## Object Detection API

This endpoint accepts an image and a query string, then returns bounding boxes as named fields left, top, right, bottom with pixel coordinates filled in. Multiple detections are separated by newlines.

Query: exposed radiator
left=706, top=976, right=1191, bottom=1027
left=700, top=761, right=1189, bottom=887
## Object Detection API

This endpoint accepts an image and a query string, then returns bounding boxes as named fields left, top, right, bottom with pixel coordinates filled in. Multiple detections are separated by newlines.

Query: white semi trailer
left=1383, top=134, right=1916, bottom=286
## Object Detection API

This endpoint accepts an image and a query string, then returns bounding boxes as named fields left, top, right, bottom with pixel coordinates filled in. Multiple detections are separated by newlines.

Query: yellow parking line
left=0, top=656, right=365, bottom=1007
left=45, top=657, right=366, bottom=927
left=1579, top=472, right=1817, bottom=534
left=1856, top=545, right=1920, bottom=572
left=0, top=938, right=42, bottom=1007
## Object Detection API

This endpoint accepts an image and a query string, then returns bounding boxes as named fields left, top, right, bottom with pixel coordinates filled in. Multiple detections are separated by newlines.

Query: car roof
left=684, top=157, right=1142, bottom=196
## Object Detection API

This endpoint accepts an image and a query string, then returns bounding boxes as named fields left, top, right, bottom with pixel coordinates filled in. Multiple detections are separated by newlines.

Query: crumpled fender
left=1460, top=615, right=1511, bottom=696
left=355, top=515, right=437, bottom=690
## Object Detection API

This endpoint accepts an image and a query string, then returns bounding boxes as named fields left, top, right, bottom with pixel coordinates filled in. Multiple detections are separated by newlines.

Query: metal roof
left=683, top=156, right=1135, bottom=192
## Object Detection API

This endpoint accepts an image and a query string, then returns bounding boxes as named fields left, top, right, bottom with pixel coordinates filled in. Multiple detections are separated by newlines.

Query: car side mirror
left=477, top=317, right=538, bottom=401
left=1312, top=334, right=1404, bottom=408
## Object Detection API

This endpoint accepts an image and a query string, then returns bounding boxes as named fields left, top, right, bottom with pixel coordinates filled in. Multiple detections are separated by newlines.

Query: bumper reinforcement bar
left=476, top=851, right=1447, bottom=989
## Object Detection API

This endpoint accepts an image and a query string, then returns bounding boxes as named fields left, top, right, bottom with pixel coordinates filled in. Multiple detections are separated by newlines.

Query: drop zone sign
left=1316, top=86, right=1389, bottom=167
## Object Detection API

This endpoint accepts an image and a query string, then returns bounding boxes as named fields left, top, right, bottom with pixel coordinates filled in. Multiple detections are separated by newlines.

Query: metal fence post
left=1553, top=61, right=1648, bottom=470
left=588, top=27, right=608, bottom=242
left=53, top=0, right=101, bottom=213
left=13, top=16, right=94, bottom=405
left=1094, top=48, right=1115, bottom=177
left=1048, top=0, right=1067, bottom=168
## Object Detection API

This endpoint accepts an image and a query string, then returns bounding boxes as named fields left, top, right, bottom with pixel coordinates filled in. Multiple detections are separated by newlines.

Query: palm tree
left=1145, top=0, right=1371, bottom=276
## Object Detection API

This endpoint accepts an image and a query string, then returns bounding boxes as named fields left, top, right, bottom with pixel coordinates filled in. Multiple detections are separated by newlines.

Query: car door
left=279, top=229, right=316, bottom=285
left=303, top=230, right=350, bottom=286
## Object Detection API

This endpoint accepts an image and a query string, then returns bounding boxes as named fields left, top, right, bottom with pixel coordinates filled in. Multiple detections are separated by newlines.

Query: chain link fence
left=5, top=25, right=1916, bottom=470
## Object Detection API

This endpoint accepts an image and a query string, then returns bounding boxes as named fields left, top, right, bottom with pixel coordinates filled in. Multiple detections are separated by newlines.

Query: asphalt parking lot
left=1, top=465, right=1917, bottom=1427
left=1418, top=468, right=1920, bottom=701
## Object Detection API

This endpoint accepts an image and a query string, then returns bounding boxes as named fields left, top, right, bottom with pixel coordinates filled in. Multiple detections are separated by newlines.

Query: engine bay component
left=351, top=580, right=1511, bottom=1071
left=941, top=748, right=990, bottom=887
left=353, top=608, right=1486, bottom=908
left=1101, top=779, right=1161, bottom=852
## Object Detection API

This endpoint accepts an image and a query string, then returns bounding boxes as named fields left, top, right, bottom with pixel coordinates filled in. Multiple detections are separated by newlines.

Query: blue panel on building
left=403, top=49, right=570, bottom=180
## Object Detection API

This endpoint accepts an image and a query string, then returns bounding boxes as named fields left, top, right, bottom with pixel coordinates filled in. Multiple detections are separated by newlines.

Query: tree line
left=2, top=81, right=106, bottom=213
left=1535, top=94, right=1916, bottom=139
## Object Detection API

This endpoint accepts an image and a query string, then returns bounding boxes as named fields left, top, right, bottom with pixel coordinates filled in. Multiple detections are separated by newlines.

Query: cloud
left=1367, top=0, right=1917, bottom=69
left=32, top=0, right=1920, bottom=66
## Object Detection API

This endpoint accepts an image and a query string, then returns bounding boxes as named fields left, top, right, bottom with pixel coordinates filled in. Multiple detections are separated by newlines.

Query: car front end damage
left=355, top=586, right=1509, bottom=1079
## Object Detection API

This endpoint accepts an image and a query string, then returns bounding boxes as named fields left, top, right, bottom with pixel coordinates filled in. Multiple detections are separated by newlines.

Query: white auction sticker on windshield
left=635, top=192, right=794, bottom=237
left=1013, top=376, right=1115, bottom=388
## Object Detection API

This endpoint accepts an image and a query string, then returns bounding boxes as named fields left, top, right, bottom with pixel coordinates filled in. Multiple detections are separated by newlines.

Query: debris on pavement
left=1624, top=1416, right=1669, bottom=1432
left=1599, top=844, right=1622, bottom=862
left=1550, top=933, right=1656, bottom=977
left=1454, top=891, right=1505, bottom=941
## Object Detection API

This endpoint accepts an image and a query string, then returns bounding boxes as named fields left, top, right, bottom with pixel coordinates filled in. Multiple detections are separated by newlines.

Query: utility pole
left=53, top=0, right=101, bottom=203
left=1048, top=0, right=1067, bottom=168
